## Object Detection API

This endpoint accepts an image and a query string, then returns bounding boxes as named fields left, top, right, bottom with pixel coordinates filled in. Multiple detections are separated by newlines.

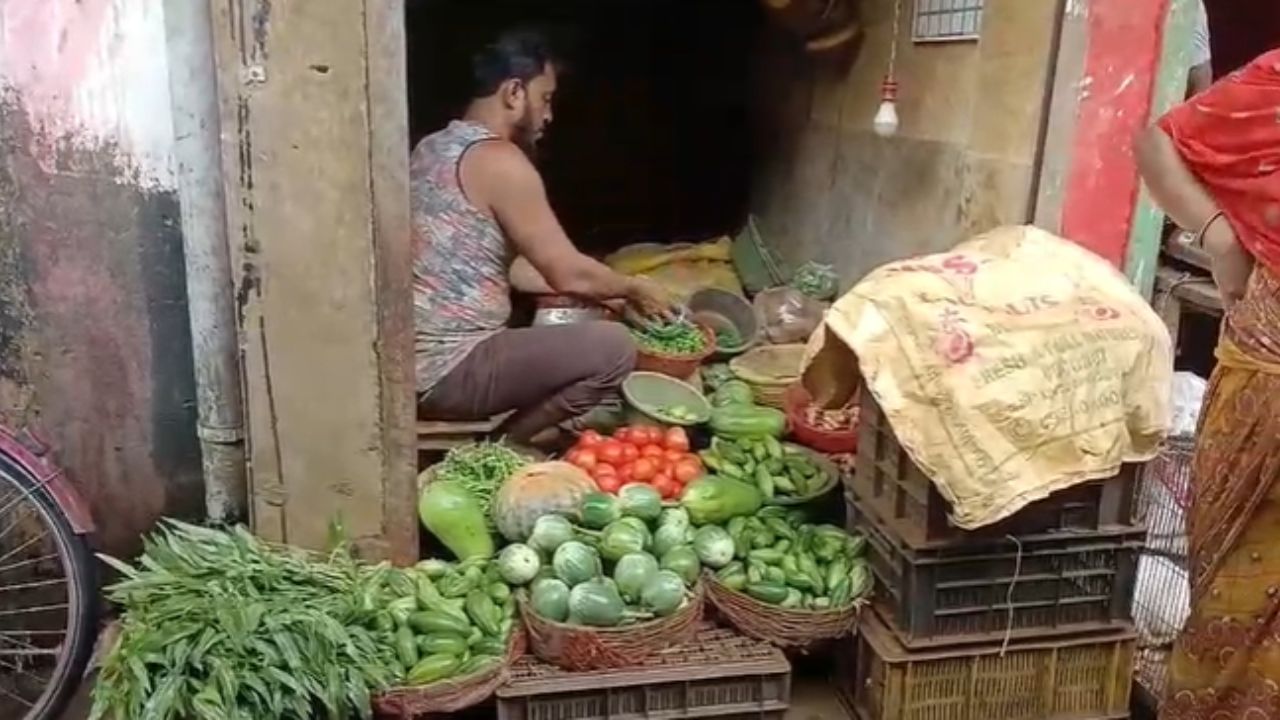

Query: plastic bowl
left=688, top=288, right=760, bottom=359
left=621, top=372, right=712, bottom=427
left=784, top=384, right=859, bottom=454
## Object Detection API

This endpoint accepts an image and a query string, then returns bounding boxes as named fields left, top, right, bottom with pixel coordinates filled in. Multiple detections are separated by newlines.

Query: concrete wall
left=0, top=0, right=202, bottom=555
left=752, top=0, right=1059, bottom=288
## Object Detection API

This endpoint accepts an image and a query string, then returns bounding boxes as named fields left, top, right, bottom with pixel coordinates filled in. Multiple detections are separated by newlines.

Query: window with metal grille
left=912, top=0, right=984, bottom=43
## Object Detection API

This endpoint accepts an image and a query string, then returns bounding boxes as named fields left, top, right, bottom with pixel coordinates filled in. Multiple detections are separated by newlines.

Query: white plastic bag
left=753, top=287, right=827, bottom=344
left=1170, top=371, right=1207, bottom=437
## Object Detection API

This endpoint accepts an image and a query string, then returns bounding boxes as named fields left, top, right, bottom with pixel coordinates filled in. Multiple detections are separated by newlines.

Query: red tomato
left=579, top=430, right=605, bottom=448
left=597, top=474, right=623, bottom=494
left=645, top=426, right=668, bottom=446
left=631, top=458, right=657, bottom=482
left=598, top=441, right=625, bottom=466
left=663, top=449, right=686, bottom=466
left=569, top=449, right=597, bottom=471
left=616, top=462, right=635, bottom=484
left=613, top=427, right=633, bottom=445
left=641, top=444, right=665, bottom=459
left=621, top=443, right=640, bottom=463
left=663, top=426, right=690, bottom=453
left=653, top=474, right=679, bottom=499
left=673, top=458, right=702, bottom=485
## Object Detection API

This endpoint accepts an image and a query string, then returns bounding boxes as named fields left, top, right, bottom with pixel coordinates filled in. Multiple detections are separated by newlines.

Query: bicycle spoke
left=0, top=630, right=47, bottom=652
left=0, top=604, right=66, bottom=620
left=0, top=578, right=65, bottom=596
left=0, top=681, right=34, bottom=709
left=0, top=654, right=48, bottom=685
left=0, top=464, right=91, bottom=720
left=0, top=555, right=60, bottom=578
left=0, top=533, right=47, bottom=569
left=0, top=648, right=57, bottom=658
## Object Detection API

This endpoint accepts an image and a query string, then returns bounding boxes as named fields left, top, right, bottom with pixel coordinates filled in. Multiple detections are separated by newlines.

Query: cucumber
left=408, top=611, right=471, bottom=637
left=745, top=582, right=790, bottom=604
left=406, top=654, right=461, bottom=685
left=418, top=635, right=468, bottom=656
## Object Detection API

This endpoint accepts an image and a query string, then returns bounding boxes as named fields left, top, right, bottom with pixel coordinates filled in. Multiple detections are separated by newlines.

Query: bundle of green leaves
left=91, top=521, right=400, bottom=720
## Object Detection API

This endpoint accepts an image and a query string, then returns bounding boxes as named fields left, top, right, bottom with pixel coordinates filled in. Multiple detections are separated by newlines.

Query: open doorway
left=404, top=0, right=764, bottom=256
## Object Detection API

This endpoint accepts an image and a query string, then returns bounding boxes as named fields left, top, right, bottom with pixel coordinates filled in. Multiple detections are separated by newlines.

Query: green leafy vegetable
left=91, top=521, right=400, bottom=720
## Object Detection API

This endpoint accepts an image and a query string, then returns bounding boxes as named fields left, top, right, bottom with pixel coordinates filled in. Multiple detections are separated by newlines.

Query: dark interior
left=1205, top=0, right=1280, bottom=78
left=405, top=0, right=765, bottom=256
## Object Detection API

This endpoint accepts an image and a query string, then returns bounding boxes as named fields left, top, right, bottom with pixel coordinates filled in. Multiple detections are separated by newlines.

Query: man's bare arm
left=463, top=141, right=634, bottom=301
left=510, top=256, right=555, bottom=295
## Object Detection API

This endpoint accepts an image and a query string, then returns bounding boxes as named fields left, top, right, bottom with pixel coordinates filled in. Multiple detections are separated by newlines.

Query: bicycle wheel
left=0, top=452, right=96, bottom=720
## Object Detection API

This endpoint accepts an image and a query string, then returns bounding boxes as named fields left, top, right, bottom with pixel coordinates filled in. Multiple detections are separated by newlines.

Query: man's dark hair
left=470, top=28, right=558, bottom=99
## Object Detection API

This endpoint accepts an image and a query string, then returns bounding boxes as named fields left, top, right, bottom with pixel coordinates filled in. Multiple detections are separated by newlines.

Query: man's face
left=513, top=65, right=557, bottom=153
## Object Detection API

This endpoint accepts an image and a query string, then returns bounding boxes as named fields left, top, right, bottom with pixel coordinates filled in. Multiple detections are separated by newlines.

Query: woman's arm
left=1136, top=126, right=1252, bottom=307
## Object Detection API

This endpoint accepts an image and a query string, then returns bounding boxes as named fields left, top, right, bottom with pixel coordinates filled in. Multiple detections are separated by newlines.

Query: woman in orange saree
left=1138, top=49, right=1280, bottom=719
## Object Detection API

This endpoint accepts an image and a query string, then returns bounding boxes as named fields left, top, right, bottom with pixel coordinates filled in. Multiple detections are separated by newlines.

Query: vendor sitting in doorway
left=412, top=28, right=674, bottom=446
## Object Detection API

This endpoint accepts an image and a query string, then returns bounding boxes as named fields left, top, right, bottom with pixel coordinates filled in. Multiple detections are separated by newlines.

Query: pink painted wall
left=0, top=0, right=202, bottom=555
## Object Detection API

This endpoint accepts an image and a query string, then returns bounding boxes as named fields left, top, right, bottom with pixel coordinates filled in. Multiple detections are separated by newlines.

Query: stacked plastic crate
left=839, top=386, right=1143, bottom=720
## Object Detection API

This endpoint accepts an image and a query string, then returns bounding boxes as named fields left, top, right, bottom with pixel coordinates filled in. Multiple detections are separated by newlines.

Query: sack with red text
left=802, top=225, right=1172, bottom=529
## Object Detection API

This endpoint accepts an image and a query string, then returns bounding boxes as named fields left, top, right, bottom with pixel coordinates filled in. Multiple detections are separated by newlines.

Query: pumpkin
left=492, top=461, right=598, bottom=542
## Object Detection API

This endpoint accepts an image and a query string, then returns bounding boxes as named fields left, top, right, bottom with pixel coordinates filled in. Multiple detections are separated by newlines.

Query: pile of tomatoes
left=565, top=425, right=704, bottom=499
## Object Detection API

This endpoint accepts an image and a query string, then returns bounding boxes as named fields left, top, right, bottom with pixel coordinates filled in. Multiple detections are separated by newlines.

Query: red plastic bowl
left=784, top=384, right=858, bottom=454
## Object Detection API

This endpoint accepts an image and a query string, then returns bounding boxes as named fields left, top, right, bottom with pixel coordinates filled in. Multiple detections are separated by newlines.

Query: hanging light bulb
left=873, top=76, right=900, bottom=137
left=874, top=0, right=904, bottom=137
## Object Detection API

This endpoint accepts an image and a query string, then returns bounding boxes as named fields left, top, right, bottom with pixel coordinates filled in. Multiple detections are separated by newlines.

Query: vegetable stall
left=91, top=293, right=867, bottom=719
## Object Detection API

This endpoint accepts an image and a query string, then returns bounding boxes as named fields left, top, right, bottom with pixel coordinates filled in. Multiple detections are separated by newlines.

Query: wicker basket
left=372, top=628, right=527, bottom=718
left=519, top=583, right=705, bottom=671
left=706, top=574, right=862, bottom=652
left=730, top=345, right=807, bottom=409
left=634, top=324, right=717, bottom=379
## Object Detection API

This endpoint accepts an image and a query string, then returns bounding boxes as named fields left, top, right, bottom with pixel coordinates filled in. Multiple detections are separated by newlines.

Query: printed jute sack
left=803, top=225, right=1172, bottom=529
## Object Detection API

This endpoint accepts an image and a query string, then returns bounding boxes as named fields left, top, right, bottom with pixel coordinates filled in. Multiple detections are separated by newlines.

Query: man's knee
left=581, top=321, right=636, bottom=382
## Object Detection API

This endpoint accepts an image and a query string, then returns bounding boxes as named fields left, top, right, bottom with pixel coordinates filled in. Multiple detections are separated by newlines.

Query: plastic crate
left=848, top=491, right=1143, bottom=648
left=853, top=385, right=1138, bottom=549
left=496, top=625, right=791, bottom=720
left=835, top=613, right=1135, bottom=720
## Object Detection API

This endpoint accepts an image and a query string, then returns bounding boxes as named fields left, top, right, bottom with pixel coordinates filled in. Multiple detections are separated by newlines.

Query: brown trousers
left=419, top=322, right=636, bottom=443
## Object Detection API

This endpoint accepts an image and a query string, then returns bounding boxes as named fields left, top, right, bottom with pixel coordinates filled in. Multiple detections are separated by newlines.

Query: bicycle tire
left=0, top=452, right=96, bottom=720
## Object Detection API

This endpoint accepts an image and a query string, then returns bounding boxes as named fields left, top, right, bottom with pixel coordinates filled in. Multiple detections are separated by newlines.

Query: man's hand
left=624, top=277, right=678, bottom=323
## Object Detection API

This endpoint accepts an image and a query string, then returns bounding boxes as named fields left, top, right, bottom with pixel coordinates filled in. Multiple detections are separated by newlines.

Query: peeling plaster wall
left=0, top=0, right=201, bottom=555
left=752, top=0, right=1059, bottom=289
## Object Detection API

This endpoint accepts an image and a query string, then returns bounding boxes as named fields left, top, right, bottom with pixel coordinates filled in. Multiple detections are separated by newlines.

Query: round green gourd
left=568, top=578, right=626, bottom=627
left=641, top=570, right=687, bottom=616
left=614, top=552, right=660, bottom=603
left=659, top=546, right=701, bottom=587
left=530, top=578, right=571, bottom=622
left=552, top=541, right=602, bottom=587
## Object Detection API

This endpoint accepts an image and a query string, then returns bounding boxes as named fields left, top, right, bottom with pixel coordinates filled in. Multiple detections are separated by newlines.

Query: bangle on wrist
left=1193, top=210, right=1225, bottom=248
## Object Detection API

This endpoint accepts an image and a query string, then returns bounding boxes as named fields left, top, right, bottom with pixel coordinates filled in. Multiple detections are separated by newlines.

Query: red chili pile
left=564, top=425, right=704, bottom=499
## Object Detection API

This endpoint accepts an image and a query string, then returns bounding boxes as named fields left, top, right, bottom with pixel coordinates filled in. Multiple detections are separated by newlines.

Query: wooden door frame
left=208, top=0, right=417, bottom=561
